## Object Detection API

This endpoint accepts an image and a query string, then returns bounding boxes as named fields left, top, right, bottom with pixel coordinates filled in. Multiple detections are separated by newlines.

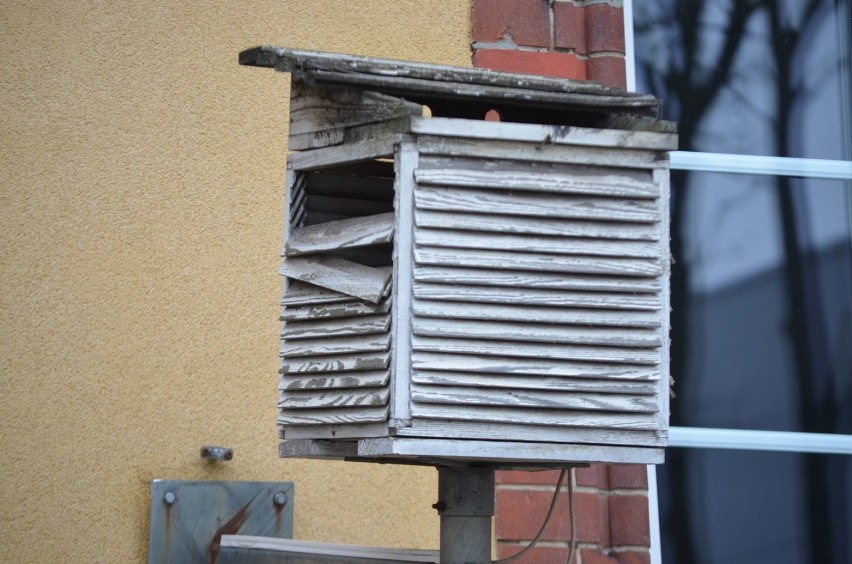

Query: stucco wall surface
left=0, top=2, right=470, bottom=561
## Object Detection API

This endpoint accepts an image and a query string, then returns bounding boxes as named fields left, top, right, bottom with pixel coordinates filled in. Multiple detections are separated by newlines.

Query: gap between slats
left=414, top=168, right=658, bottom=198
left=412, top=283, right=661, bottom=310
left=411, top=336, right=660, bottom=365
left=415, top=228, right=659, bottom=258
left=411, top=370, right=657, bottom=395
left=413, top=265, right=661, bottom=293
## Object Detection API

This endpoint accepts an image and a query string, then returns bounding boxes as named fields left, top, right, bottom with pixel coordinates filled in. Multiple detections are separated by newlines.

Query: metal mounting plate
left=148, top=480, right=294, bottom=564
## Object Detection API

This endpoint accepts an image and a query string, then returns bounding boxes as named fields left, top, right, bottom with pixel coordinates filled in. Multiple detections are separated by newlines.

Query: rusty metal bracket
left=148, top=480, right=294, bottom=564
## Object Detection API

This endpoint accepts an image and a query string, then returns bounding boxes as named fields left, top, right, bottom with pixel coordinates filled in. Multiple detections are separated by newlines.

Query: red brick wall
left=472, top=0, right=627, bottom=88
left=471, top=2, right=651, bottom=562
left=495, top=466, right=651, bottom=563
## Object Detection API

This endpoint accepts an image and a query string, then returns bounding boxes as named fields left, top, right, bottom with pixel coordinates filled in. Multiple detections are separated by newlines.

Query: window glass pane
left=634, top=0, right=851, bottom=160
left=670, top=172, right=852, bottom=433
left=658, top=449, right=852, bottom=564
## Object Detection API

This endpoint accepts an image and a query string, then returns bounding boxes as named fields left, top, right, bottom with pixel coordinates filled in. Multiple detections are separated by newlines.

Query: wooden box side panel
left=407, top=128, right=671, bottom=457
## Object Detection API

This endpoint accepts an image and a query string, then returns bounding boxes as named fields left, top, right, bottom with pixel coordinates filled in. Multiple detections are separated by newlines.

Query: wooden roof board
left=239, top=45, right=664, bottom=119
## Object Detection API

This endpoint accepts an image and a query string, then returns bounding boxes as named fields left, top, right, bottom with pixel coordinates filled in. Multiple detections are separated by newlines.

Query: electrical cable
left=492, top=467, right=576, bottom=564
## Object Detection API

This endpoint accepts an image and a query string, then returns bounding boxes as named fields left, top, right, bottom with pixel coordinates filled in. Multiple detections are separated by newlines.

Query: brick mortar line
left=497, top=484, right=647, bottom=496
left=498, top=540, right=643, bottom=553
left=473, top=44, right=625, bottom=59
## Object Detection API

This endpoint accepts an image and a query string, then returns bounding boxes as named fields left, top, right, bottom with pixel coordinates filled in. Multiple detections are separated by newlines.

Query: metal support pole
left=435, top=466, right=495, bottom=564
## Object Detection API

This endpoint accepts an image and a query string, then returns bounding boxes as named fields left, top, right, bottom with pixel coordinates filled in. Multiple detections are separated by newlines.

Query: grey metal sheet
left=148, top=480, right=294, bottom=564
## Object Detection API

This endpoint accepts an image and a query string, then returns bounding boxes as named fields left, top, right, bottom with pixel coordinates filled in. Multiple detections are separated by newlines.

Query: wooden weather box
left=240, top=46, right=678, bottom=467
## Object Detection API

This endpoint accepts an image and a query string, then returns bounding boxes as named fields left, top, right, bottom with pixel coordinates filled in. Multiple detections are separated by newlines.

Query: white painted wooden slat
left=279, top=438, right=360, bottom=456
left=410, top=384, right=657, bottom=413
left=411, top=370, right=657, bottom=395
left=278, top=405, right=389, bottom=425
left=282, top=332, right=392, bottom=358
left=415, top=228, right=659, bottom=258
left=286, top=213, right=395, bottom=256
left=411, top=336, right=660, bottom=365
left=280, top=387, right=390, bottom=409
left=390, top=142, right=418, bottom=422
left=411, top=403, right=658, bottom=430
left=415, top=186, right=659, bottom=223
left=413, top=283, right=661, bottom=310
left=220, top=535, right=439, bottom=563
left=281, top=422, right=391, bottom=441
left=414, top=168, right=657, bottom=198
left=416, top=136, right=663, bottom=169
left=410, top=117, right=678, bottom=151
left=280, top=350, right=391, bottom=373
left=392, top=422, right=666, bottom=450
left=306, top=194, right=394, bottom=216
left=280, top=299, right=392, bottom=321
left=414, top=248, right=662, bottom=277
left=412, top=299, right=662, bottom=327
left=414, top=209, right=658, bottom=240
left=413, top=265, right=661, bottom=293
left=357, top=436, right=664, bottom=464
left=280, top=369, right=391, bottom=391
left=282, top=313, right=391, bottom=340
left=287, top=137, right=398, bottom=171
left=412, top=318, right=661, bottom=347
left=411, top=352, right=659, bottom=380
left=281, top=255, right=391, bottom=303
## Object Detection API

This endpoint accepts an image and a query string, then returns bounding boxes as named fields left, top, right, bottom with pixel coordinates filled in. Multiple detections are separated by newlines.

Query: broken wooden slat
left=412, top=299, right=662, bottom=327
left=282, top=331, right=392, bottom=358
left=287, top=137, right=397, bottom=171
left=290, top=85, right=421, bottom=136
left=415, top=228, right=659, bottom=258
left=412, top=283, right=661, bottom=310
left=414, top=209, right=659, bottom=241
left=412, top=318, right=661, bottom=347
left=414, top=247, right=662, bottom=277
left=410, top=384, right=658, bottom=413
left=415, top=186, right=659, bottom=223
left=411, top=352, right=659, bottom=380
left=280, top=299, right=392, bottom=321
left=414, top=168, right=657, bottom=198
left=282, top=313, right=391, bottom=340
left=280, top=350, right=391, bottom=373
left=411, top=336, right=660, bottom=365
left=280, top=369, right=391, bottom=391
left=282, top=280, right=364, bottom=306
left=411, top=370, right=658, bottom=395
left=286, top=213, right=395, bottom=256
left=281, top=255, right=391, bottom=303
left=413, top=265, right=661, bottom=293
left=278, top=405, right=389, bottom=425
left=280, top=387, right=390, bottom=409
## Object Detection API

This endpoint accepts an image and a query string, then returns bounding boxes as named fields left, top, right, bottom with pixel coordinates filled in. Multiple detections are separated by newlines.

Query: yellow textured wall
left=0, top=2, right=470, bottom=561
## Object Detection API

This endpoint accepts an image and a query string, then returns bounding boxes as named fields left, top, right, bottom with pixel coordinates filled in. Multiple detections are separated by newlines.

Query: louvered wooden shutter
left=390, top=120, right=671, bottom=452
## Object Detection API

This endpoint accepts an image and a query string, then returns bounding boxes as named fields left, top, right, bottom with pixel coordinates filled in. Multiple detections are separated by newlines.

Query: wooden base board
left=280, top=437, right=663, bottom=466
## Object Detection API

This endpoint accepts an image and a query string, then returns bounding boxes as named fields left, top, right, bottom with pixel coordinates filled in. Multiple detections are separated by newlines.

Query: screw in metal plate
left=163, top=491, right=176, bottom=506
left=273, top=491, right=288, bottom=507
